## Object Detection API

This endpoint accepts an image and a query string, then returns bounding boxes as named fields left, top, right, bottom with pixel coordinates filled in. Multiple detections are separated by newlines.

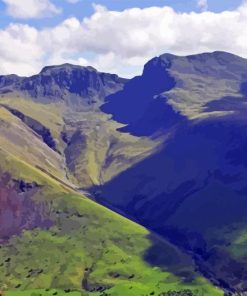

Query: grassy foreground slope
left=0, top=148, right=222, bottom=296
left=0, top=105, right=66, bottom=181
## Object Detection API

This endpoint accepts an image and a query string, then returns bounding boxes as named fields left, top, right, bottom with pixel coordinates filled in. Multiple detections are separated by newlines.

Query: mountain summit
left=0, top=64, right=126, bottom=108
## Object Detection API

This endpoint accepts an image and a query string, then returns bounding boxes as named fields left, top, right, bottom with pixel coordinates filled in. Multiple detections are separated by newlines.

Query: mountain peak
left=141, top=51, right=247, bottom=80
left=0, top=63, right=126, bottom=105
left=158, top=51, right=245, bottom=62
left=40, top=63, right=97, bottom=74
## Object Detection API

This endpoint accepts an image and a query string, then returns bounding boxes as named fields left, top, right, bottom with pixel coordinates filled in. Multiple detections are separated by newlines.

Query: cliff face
left=0, top=64, right=127, bottom=108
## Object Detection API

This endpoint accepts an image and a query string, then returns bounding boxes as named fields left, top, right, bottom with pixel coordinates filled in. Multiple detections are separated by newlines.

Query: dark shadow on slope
left=92, top=113, right=247, bottom=225
left=204, top=81, right=247, bottom=169
left=64, top=130, right=87, bottom=173
left=119, top=95, right=184, bottom=136
left=205, top=96, right=247, bottom=113
left=101, top=57, right=177, bottom=136
left=143, top=233, right=236, bottom=294
left=90, top=111, right=247, bottom=292
left=205, top=81, right=247, bottom=113
left=144, top=233, right=198, bottom=283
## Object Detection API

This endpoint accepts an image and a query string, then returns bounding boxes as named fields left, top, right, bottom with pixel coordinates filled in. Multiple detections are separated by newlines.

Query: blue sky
left=0, top=0, right=246, bottom=77
left=0, top=0, right=243, bottom=29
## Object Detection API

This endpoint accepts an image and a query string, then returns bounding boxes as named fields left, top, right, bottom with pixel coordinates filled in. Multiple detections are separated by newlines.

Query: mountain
left=94, top=51, right=247, bottom=294
left=0, top=63, right=222, bottom=296
left=1, top=51, right=247, bottom=295
left=0, top=64, right=126, bottom=107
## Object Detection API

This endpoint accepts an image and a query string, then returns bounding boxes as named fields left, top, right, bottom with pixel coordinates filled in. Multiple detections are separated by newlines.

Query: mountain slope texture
left=1, top=51, right=247, bottom=295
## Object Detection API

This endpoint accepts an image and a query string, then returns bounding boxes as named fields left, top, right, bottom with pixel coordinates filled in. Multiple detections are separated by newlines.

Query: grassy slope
left=0, top=105, right=66, bottom=182
left=1, top=97, right=160, bottom=189
left=0, top=98, right=65, bottom=151
left=0, top=148, right=222, bottom=296
left=63, top=110, right=160, bottom=187
left=166, top=56, right=241, bottom=119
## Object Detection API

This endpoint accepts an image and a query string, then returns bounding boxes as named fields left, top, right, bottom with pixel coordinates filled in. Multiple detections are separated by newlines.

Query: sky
left=0, top=0, right=246, bottom=77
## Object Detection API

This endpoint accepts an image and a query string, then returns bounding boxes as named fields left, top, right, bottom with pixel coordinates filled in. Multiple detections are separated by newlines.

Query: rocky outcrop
left=0, top=64, right=127, bottom=108
left=0, top=172, right=52, bottom=241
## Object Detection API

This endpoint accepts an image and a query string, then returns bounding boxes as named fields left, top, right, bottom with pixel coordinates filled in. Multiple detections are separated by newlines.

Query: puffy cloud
left=2, top=0, right=61, bottom=19
left=197, top=0, right=208, bottom=11
left=0, top=23, right=43, bottom=75
left=1, top=2, right=247, bottom=77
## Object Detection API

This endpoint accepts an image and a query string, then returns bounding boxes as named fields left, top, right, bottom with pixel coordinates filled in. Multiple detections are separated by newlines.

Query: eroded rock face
left=0, top=65, right=127, bottom=108
left=0, top=173, right=52, bottom=241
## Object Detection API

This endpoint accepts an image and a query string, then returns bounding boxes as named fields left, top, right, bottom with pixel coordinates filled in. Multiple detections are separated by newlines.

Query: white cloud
left=1, top=2, right=247, bottom=77
left=197, top=0, right=208, bottom=11
left=0, top=23, right=43, bottom=75
left=2, top=0, right=61, bottom=19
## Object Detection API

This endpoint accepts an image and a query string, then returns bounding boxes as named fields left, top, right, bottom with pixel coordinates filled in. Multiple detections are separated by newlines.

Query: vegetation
left=0, top=146, right=222, bottom=295
left=2, top=53, right=247, bottom=294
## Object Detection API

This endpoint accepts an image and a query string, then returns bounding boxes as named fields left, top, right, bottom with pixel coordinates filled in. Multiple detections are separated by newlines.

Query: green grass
left=0, top=106, right=66, bottom=182
left=167, top=69, right=240, bottom=118
left=0, top=97, right=65, bottom=151
left=0, top=96, right=160, bottom=188
left=60, top=108, right=160, bottom=188
left=0, top=211, right=223, bottom=295
left=5, top=290, right=81, bottom=296
left=0, top=96, right=224, bottom=295
left=0, top=154, right=223, bottom=295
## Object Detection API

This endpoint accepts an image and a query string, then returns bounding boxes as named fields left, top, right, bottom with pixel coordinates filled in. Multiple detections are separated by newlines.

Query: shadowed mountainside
left=93, top=51, right=247, bottom=294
